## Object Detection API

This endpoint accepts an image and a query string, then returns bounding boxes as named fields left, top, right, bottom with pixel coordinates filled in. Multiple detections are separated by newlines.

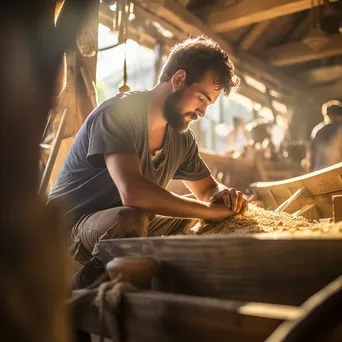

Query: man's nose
left=197, top=105, right=207, bottom=117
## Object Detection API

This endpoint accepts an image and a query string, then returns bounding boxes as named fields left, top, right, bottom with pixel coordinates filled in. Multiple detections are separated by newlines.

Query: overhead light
left=109, top=3, right=117, bottom=11
left=303, top=26, right=330, bottom=51
left=303, top=0, right=330, bottom=51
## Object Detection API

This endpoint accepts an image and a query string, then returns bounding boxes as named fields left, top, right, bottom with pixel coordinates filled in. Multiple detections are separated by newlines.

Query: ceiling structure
left=99, top=0, right=342, bottom=112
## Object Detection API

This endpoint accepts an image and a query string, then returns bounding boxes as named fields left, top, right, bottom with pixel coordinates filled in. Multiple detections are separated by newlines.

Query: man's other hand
left=209, top=188, right=248, bottom=215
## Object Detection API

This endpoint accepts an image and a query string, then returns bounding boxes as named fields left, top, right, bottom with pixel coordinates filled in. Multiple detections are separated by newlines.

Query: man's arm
left=104, top=153, right=234, bottom=222
left=183, top=175, right=248, bottom=214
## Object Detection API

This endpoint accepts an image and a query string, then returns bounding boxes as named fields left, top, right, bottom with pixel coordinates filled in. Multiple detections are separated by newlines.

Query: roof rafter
left=240, top=20, right=271, bottom=51
left=266, top=34, right=342, bottom=66
left=299, top=65, right=342, bottom=84
left=203, top=0, right=337, bottom=33
left=135, top=0, right=313, bottom=100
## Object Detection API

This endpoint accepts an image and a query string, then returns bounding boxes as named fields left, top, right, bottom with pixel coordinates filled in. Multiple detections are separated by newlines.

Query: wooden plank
left=135, top=0, right=313, bottom=102
left=98, top=235, right=342, bottom=306
left=240, top=21, right=271, bottom=51
left=38, top=109, right=68, bottom=196
left=75, top=291, right=284, bottom=341
left=250, top=162, right=342, bottom=218
left=153, top=42, right=164, bottom=85
left=122, top=293, right=283, bottom=342
left=267, top=34, right=342, bottom=67
left=333, top=195, right=342, bottom=223
left=274, top=187, right=306, bottom=213
left=49, top=137, right=74, bottom=193
left=203, top=0, right=335, bottom=33
left=98, top=3, right=158, bottom=50
left=289, top=13, right=310, bottom=41
left=299, top=65, right=342, bottom=85
left=267, top=275, right=342, bottom=342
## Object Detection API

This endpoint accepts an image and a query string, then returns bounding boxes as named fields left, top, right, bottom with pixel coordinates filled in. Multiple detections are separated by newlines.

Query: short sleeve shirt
left=48, top=91, right=210, bottom=226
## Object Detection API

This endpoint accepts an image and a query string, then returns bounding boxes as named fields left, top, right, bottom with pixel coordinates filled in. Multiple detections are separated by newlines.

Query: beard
left=163, top=88, right=197, bottom=133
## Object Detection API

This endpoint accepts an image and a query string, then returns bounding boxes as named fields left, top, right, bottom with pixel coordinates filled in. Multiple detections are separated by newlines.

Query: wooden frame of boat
left=250, top=162, right=342, bottom=220
left=71, top=234, right=342, bottom=341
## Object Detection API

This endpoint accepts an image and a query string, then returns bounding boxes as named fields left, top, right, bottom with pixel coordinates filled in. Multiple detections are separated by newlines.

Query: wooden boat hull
left=250, top=162, right=342, bottom=220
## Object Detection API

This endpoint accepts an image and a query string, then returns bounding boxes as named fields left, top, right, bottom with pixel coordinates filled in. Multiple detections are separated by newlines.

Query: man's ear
left=171, top=69, right=186, bottom=90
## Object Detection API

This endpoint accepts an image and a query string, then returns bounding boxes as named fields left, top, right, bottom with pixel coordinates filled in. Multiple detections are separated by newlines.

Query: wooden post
left=1, top=1, right=93, bottom=342
left=332, top=195, right=342, bottom=223
left=48, top=0, right=99, bottom=189
left=154, top=42, right=164, bottom=85
left=39, top=109, right=68, bottom=196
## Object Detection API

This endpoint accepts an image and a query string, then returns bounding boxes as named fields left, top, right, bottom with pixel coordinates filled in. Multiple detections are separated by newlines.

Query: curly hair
left=159, top=35, right=240, bottom=96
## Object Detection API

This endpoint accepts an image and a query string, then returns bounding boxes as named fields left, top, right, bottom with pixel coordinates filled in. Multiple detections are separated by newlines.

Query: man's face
left=163, top=70, right=221, bottom=133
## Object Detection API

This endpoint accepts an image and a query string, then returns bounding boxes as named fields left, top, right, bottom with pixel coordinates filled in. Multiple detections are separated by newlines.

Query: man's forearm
left=123, top=178, right=214, bottom=220
left=200, top=182, right=228, bottom=202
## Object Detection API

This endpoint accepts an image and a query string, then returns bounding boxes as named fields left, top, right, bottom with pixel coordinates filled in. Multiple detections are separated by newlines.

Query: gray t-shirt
left=48, top=90, right=210, bottom=226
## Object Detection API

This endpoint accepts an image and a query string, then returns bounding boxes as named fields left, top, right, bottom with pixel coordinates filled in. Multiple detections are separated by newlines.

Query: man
left=310, top=101, right=332, bottom=140
left=225, top=116, right=248, bottom=154
left=302, top=100, right=339, bottom=172
left=48, top=36, right=248, bottom=288
left=309, top=101, right=342, bottom=172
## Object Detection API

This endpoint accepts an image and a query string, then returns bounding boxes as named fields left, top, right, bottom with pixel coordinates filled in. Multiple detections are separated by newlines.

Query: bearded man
left=48, top=36, right=249, bottom=288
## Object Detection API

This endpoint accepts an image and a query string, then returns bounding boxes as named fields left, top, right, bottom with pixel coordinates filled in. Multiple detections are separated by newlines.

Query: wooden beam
left=99, top=235, right=342, bottom=306
left=74, top=291, right=284, bottom=341
left=99, top=3, right=158, bottom=50
left=134, top=4, right=186, bottom=42
left=311, top=81, right=342, bottom=102
left=150, top=0, right=234, bottom=52
left=333, top=195, right=342, bottom=223
left=204, top=0, right=337, bottom=33
left=154, top=42, right=164, bottom=84
left=136, top=0, right=313, bottom=101
left=299, top=65, right=342, bottom=85
left=238, top=83, right=270, bottom=107
left=267, top=34, right=342, bottom=67
left=289, top=13, right=311, bottom=40
left=240, top=20, right=271, bottom=51
left=179, top=0, right=191, bottom=6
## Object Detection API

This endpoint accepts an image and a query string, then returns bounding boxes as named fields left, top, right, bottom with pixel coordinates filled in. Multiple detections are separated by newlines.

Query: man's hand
left=209, top=188, right=248, bottom=215
left=206, top=203, right=235, bottom=222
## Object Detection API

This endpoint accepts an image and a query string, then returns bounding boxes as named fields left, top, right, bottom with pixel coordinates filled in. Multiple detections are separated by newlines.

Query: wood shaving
left=190, top=203, right=342, bottom=236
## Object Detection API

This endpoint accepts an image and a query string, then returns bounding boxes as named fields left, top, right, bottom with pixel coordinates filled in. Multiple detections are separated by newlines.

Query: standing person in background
left=302, top=100, right=341, bottom=172
left=225, top=116, right=249, bottom=154
left=311, top=101, right=332, bottom=139
left=309, top=101, right=342, bottom=172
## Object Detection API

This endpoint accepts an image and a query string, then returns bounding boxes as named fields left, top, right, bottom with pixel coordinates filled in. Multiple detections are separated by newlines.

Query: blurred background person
left=302, top=100, right=341, bottom=172
left=224, top=116, right=249, bottom=156
left=309, top=101, right=342, bottom=172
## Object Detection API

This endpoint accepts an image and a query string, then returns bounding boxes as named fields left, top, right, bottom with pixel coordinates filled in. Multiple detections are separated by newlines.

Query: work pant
left=69, top=206, right=199, bottom=266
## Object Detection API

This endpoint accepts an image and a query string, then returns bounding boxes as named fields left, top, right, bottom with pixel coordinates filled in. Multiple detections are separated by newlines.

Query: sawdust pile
left=190, top=203, right=342, bottom=236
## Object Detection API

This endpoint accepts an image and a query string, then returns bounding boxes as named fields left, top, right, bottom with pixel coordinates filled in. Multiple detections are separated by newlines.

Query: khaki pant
left=69, top=206, right=198, bottom=265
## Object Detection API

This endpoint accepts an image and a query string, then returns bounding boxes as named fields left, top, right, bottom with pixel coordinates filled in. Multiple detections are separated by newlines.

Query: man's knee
left=115, top=207, right=149, bottom=238
left=97, top=206, right=148, bottom=240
